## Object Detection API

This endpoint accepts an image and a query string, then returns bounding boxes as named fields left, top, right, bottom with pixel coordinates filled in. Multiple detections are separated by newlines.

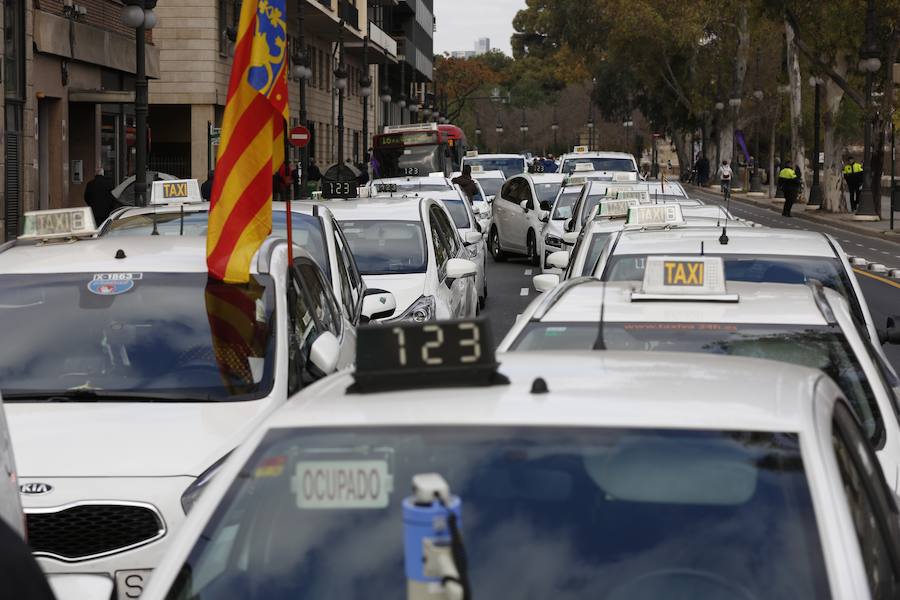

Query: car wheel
left=527, top=230, right=540, bottom=266
left=489, top=227, right=507, bottom=262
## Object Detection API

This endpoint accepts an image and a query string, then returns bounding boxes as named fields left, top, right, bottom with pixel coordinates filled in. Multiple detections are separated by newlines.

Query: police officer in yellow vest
left=843, top=156, right=864, bottom=211
left=778, top=160, right=802, bottom=217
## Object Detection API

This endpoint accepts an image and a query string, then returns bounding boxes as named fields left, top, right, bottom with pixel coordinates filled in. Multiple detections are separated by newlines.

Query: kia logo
left=19, top=483, right=53, bottom=495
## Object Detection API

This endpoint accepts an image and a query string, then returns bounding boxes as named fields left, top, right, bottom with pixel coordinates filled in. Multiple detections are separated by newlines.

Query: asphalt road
left=481, top=188, right=900, bottom=374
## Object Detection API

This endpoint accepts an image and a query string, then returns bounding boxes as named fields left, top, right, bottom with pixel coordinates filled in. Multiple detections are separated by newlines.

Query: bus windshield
left=373, top=145, right=443, bottom=179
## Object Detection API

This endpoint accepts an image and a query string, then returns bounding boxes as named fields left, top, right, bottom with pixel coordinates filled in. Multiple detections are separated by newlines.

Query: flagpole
left=283, top=117, right=294, bottom=263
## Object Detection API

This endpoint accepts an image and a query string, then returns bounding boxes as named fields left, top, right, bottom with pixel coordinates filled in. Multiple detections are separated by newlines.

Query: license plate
left=115, top=569, right=152, bottom=600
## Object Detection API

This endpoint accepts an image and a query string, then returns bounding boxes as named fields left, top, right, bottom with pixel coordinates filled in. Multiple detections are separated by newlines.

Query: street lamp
left=808, top=75, right=824, bottom=206
left=856, top=0, right=882, bottom=217
left=291, top=7, right=310, bottom=196
left=334, top=22, right=347, bottom=165
left=586, top=118, right=595, bottom=150
left=475, top=126, right=482, bottom=149
left=551, top=121, right=559, bottom=149
left=423, top=105, right=433, bottom=119
left=623, top=119, right=633, bottom=156
left=728, top=97, right=741, bottom=182
left=121, top=0, right=157, bottom=207
left=409, top=102, right=419, bottom=123
left=495, top=119, right=504, bottom=153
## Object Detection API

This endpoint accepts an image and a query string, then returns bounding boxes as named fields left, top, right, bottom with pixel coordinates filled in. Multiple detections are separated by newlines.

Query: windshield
left=463, top=157, right=526, bottom=178
left=103, top=211, right=330, bottom=279
left=439, top=199, right=471, bottom=228
left=561, top=158, right=636, bottom=174
left=552, top=191, right=581, bottom=220
left=0, top=273, right=276, bottom=401
left=165, top=426, right=829, bottom=600
left=535, top=183, right=563, bottom=208
left=511, top=322, right=882, bottom=444
left=373, top=146, right=442, bottom=179
left=474, top=177, right=503, bottom=197
left=338, top=220, right=427, bottom=275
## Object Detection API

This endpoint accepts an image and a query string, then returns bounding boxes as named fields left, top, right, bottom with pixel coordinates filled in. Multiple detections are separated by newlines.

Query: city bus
left=372, top=123, right=466, bottom=179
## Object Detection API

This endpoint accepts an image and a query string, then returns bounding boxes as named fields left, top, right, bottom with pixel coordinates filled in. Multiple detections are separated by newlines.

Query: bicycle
left=721, top=178, right=732, bottom=203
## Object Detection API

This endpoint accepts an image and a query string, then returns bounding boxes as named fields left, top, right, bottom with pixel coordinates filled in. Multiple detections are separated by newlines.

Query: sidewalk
left=691, top=185, right=900, bottom=241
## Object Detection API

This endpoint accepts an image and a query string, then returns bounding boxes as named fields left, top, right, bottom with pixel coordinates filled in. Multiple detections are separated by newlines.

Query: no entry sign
left=289, top=125, right=311, bottom=148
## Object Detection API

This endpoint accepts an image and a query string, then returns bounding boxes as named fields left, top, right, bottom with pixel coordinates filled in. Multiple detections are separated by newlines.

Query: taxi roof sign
left=614, top=172, right=637, bottom=182
left=625, top=203, right=686, bottom=229
left=470, top=165, right=484, bottom=173
left=573, top=145, right=589, bottom=153
left=20, top=207, right=97, bottom=241
left=616, top=190, right=651, bottom=202
left=574, top=162, right=596, bottom=172
left=597, top=198, right=639, bottom=219
left=150, top=179, right=203, bottom=206
left=633, top=256, right=737, bottom=302
left=564, top=176, right=588, bottom=187
left=465, top=150, right=479, bottom=158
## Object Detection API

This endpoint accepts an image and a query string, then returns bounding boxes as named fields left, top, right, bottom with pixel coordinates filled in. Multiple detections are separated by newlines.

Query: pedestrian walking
left=779, top=160, right=802, bottom=217
left=696, top=156, right=710, bottom=187
left=843, top=156, right=864, bottom=211
left=452, top=165, right=480, bottom=201
left=307, top=158, right=322, bottom=189
left=84, top=167, right=116, bottom=223
left=200, top=170, right=214, bottom=200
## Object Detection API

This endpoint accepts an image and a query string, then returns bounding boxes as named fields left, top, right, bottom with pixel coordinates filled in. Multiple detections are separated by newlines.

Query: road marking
left=524, top=268, right=533, bottom=275
left=520, top=287, right=529, bottom=296
left=854, top=268, right=900, bottom=289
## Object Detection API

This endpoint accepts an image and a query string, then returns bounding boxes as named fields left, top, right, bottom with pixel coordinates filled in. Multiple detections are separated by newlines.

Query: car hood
left=362, top=273, right=428, bottom=317
left=6, top=398, right=277, bottom=477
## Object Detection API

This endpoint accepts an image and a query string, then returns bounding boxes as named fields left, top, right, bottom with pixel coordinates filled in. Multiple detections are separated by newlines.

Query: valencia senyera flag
left=207, top=0, right=289, bottom=283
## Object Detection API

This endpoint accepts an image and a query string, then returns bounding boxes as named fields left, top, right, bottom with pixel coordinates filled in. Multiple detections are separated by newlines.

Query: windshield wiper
left=3, top=390, right=216, bottom=402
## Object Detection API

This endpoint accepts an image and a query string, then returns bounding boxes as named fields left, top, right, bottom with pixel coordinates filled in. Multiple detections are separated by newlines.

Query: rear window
left=339, top=220, right=428, bottom=275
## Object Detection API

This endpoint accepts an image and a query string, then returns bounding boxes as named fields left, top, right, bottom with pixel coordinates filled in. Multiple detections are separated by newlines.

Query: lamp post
left=409, top=102, right=419, bottom=124
left=122, top=0, right=157, bottom=207
left=551, top=121, right=559, bottom=150
left=334, top=22, right=348, bottom=165
left=291, top=5, right=312, bottom=196
left=714, top=101, right=724, bottom=181
left=623, top=119, right=634, bottom=156
left=520, top=109, right=528, bottom=149
left=360, top=32, right=372, bottom=163
left=856, top=0, right=881, bottom=217
left=380, top=57, right=391, bottom=129
left=495, top=118, right=504, bottom=154
left=808, top=75, right=824, bottom=206
left=750, top=89, right=764, bottom=192
left=728, top=97, right=742, bottom=186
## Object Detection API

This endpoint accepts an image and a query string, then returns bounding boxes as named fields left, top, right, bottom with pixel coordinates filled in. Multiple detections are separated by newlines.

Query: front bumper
left=22, top=475, right=194, bottom=598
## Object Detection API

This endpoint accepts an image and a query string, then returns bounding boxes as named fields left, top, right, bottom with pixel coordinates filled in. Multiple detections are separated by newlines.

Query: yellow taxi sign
left=150, top=179, right=203, bottom=205
left=573, top=145, right=589, bottom=153
left=20, top=207, right=97, bottom=241
left=597, top=199, right=639, bottom=219
left=636, top=256, right=734, bottom=300
left=624, top=203, right=686, bottom=229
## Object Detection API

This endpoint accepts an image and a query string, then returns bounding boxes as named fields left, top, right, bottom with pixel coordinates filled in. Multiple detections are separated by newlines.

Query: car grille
left=27, top=503, right=165, bottom=561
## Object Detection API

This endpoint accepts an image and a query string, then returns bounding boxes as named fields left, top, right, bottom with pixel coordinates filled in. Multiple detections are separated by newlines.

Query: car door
left=331, top=219, right=364, bottom=326
left=516, top=178, right=538, bottom=248
left=293, top=258, right=355, bottom=370
left=436, top=206, right=476, bottom=317
left=831, top=402, right=900, bottom=598
left=496, top=178, right=518, bottom=249
left=427, top=206, right=457, bottom=319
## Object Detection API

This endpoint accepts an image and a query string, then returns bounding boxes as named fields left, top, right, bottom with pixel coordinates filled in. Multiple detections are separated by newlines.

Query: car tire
left=489, top=227, right=507, bottom=262
left=527, top=230, right=540, bottom=267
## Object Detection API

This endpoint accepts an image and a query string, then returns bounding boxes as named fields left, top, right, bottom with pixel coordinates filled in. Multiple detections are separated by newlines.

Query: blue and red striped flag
left=207, top=0, right=290, bottom=283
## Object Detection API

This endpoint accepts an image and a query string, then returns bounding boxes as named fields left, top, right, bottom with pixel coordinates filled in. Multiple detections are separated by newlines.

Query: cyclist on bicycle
left=717, top=160, right=733, bottom=199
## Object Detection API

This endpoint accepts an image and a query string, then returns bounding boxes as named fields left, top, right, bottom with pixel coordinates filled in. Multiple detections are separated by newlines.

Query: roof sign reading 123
left=351, top=319, right=507, bottom=393
left=625, top=203, right=686, bottom=229
left=20, top=207, right=97, bottom=241
left=634, top=256, right=736, bottom=301
left=150, top=179, right=203, bottom=205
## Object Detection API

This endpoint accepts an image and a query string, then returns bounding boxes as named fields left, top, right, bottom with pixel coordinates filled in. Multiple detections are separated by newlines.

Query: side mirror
left=538, top=210, right=550, bottom=223
left=533, top=273, right=560, bottom=293
left=519, top=200, right=529, bottom=211
left=361, top=288, right=396, bottom=323
left=486, top=196, right=494, bottom=204
left=562, top=231, right=580, bottom=245
left=464, top=230, right=483, bottom=246
left=564, top=218, right=574, bottom=232
left=547, top=250, right=570, bottom=270
left=309, top=331, right=340, bottom=377
left=445, top=257, right=477, bottom=285
left=881, top=316, right=900, bottom=345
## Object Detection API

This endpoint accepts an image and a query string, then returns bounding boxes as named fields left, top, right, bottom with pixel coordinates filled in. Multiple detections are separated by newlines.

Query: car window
left=433, top=207, right=460, bottom=255
left=428, top=208, right=451, bottom=269
left=286, top=269, right=321, bottom=394
left=519, top=181, right=534, bottom=209
left=502, top=178, right=521, bottom=203
left=295, top=261, right=340, bottom=337
left=832, top=403, right=900, bottom=598
left=333, top=222, right=362, bottom=308
left=330, top=232, right=355, bottom=321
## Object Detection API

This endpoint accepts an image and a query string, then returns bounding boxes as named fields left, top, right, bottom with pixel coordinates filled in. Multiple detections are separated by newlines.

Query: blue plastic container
left=402, top=495, right=462, bottom=581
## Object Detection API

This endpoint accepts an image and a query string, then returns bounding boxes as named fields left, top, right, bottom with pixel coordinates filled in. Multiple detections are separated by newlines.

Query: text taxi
left=144, top=318, right=900, bottom=599
left=0, top=208, right=359, bottom=600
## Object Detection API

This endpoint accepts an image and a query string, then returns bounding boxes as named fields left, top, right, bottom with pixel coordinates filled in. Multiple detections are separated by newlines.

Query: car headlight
left=181, top=451, right=232, bottom=514
left=545, top=234, right=563, bottom=249
left=393, top=295, right=435, bottom=323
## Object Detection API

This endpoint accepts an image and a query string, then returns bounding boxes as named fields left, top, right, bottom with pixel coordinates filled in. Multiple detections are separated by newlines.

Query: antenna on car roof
left=151, top=207, right=159, bottom=236
left=592, top=282, right=608, bottom=350
left=179, top=204, right=185, bottom=236
left=700, top=241, right=705, bottom=256
left=719, top=225, right=729, bottom=245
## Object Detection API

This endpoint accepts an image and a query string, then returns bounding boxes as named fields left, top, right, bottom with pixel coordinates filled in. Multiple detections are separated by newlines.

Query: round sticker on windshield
left=88, top=273, right=140, bottom=296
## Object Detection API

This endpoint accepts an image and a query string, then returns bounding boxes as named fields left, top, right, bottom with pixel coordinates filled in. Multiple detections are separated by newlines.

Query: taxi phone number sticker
left=291, top=460, right=393, bottom=509
left=88, top=273, right=143, bottom=296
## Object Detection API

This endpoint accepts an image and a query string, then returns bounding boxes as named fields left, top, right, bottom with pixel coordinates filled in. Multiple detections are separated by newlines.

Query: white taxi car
left=536, top=203, right=751, bottom=289
left=507, top=255, right=900, bottom=490
left=99, top=200, right=387, bottom=328
left=538, top=176, right=589, bottom=272
left=460, top=152, right=527, bottom=179
left=0, top=208, right=362, bottom=600
left=558, top=148, right=639, bottom=178
left=367, top=175, right=455, bottom=195
left=490, top=173, right=566, bottom=265
left=591, top=225, right=900, bottom=375
left=470, top=167, right=505, bottom=203
left=143, top=319, right=900, bottom=600
left=323, top=197, right=479, bottom=322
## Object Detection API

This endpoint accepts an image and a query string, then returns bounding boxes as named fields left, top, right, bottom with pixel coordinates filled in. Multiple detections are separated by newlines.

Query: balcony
left=339, top=1, right=359, bottom=30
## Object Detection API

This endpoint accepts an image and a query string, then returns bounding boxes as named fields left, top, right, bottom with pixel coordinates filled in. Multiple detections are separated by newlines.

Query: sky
left=433, top=0, right=522, bottom=57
